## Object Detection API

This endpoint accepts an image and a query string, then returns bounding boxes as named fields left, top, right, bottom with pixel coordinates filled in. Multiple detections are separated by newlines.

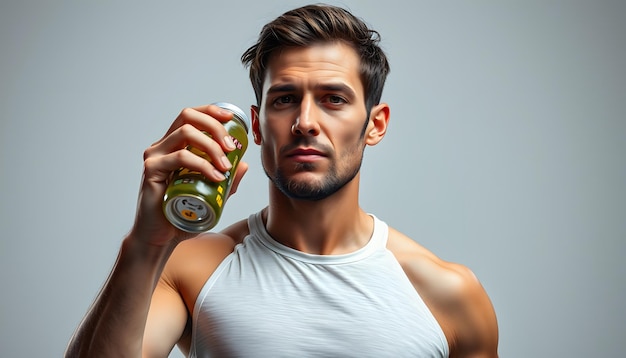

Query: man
left=66, top=4, right=498, bottom=357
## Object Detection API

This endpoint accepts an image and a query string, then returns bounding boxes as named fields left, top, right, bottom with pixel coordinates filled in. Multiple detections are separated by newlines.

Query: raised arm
left=65, top=105, right=246, bottom=357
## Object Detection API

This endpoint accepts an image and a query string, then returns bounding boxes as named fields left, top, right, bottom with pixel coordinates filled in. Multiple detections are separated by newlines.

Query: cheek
left=258, top=126, right=281, bottom=159
left=261, top=121, right=291, bottom=145
left=337, top=127, right=366, bottom=151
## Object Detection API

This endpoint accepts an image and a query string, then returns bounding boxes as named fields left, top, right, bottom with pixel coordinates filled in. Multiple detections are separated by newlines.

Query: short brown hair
left=241, top=4, right=390, bottom=113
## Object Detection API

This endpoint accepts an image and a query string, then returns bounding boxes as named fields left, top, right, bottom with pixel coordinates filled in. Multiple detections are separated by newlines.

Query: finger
left=145, top=148, right=228, bottom=183
left=192, top=104, right=235, bottom=123
left=158, top=106, right=235, bottom=152
left=228, top=161, right=249, bottom=196
left=146, top=123, right=233, bottom=172
left=168, top=105, right=233, bottom=132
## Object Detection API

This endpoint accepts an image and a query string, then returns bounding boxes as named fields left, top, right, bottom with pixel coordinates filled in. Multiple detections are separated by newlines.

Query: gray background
left=1, top=1, right=624, bottom=357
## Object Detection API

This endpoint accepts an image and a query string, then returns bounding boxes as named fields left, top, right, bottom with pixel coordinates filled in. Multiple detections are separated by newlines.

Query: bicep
left=446, top=266, right=499, bottom=357
left=142, top=278, right=189, bottom=358
left=399, top=255, right=498, bottom=357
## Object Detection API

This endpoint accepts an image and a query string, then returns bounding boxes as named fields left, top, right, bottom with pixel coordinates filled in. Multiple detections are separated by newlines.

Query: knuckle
left=143, top=155, right=158, bottom=169
left=179, top=123, right=195, bottom=136
left=179, top=107, right=195, bottom=119
left=143, top=146, right=155, bottom=161
left=174, top=149, right=190, bottom=161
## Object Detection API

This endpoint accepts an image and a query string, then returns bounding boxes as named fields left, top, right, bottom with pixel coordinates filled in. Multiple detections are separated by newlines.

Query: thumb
left=228, top=161, right=249, bottom=197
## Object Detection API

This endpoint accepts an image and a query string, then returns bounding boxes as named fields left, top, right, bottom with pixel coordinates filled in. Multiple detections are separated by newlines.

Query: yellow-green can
left=163, top=102, right=249, bottom=232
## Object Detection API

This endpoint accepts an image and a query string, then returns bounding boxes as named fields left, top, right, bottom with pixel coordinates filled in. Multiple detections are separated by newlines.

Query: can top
left=213, top=102, right=250, bottom=133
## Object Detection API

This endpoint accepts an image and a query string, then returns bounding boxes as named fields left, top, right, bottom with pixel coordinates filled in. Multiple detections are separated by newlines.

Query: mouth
left=286, top=147, right=328, bottom=163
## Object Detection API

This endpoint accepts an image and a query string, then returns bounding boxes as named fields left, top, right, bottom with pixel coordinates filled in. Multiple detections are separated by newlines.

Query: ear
left=364, top=103, right=390, bottom=146
left=251, top=105, right=262, bottom=145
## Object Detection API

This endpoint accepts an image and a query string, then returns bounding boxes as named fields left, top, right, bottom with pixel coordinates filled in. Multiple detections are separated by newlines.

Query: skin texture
left=65, top=42, right=498, bottom=358
left=256, top=43, right=370, bottom=202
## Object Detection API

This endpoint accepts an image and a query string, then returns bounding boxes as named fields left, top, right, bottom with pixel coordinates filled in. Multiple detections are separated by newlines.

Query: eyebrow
left=267, top=83, right=297, bottom=95
left=315, top=83, right=356, bottom=98
left=266, top=82, right=357, bottom=98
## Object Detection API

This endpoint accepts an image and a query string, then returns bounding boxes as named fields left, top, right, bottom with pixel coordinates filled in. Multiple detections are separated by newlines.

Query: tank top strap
left=248, top=210, right=264, bottom=236
left=368, top=213, right=389, bottom=249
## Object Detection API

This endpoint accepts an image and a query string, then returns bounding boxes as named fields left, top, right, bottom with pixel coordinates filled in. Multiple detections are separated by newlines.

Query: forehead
left=263, top=42, right=363, bottom=94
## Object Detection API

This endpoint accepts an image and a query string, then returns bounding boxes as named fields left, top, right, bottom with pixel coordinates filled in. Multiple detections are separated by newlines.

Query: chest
left=190, top=250, right=448, bottom=357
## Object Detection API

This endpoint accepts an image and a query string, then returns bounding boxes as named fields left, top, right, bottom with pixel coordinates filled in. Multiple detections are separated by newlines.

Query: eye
left=273, top=95, right=296, bottom=106
left=326, top=95, right=347, bottom=105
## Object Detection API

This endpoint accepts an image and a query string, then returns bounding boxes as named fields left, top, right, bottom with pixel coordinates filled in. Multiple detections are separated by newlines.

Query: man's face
left=253, top=41, right=370, bottom=201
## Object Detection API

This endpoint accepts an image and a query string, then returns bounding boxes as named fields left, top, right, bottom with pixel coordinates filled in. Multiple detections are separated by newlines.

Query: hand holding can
left=163, top=102, right=249, bottom=233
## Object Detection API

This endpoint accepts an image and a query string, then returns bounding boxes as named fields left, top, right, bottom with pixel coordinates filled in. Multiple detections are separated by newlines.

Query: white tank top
left=190, top=211, right=449, bottom=357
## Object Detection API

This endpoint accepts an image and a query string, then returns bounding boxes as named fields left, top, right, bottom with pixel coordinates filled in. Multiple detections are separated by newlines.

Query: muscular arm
left=66, top=232, right=239, bottom=358
left=436, top=263, right=499, bottom=358
left=65, top=104, right=245, bottom=357
left=143, top=274, right=191, bottom=357
left=143, top=233, right=241, bottom=357
left=65, top=238, right=179, bottom=357
left=388, top=230, right=499, bottom=358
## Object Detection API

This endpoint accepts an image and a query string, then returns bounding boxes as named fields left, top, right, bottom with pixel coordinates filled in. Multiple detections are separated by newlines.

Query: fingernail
left=213, top=169, right=226, bottom=181
left=221, top=156, right=233, bottom=169
left=224, top=135, right=236, bottom=150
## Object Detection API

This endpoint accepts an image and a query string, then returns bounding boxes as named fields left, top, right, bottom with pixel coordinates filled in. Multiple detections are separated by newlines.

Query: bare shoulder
left=162, top=218, right=250, bottom=311
left=143, top=219, right=250, bottom=355
left=386, top=228, right=477, bottom=300
left=386, top=227, right=499, bottom=357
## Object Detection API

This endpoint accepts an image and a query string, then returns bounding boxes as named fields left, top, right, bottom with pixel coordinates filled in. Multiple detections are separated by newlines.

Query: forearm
left=65, top=237, right=176, bottom=358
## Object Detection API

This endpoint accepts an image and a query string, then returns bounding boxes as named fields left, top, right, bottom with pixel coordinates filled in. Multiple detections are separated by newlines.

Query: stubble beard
left=270, top=158, right=362, bottom=201
left=263, top=140, right=365, bottom=201
left=262, top=113, right=371, bottom=201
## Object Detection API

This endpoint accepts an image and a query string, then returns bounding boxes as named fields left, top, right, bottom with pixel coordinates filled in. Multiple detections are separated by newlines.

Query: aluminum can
left=163, top=102, right=249, bottom=232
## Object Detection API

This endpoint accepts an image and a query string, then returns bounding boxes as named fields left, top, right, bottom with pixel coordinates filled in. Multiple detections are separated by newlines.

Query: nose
left=291, top=96, right=320, bottom=137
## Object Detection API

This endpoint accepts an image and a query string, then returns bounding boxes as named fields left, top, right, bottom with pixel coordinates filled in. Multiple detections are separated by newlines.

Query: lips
left=286, top=147, right=327, bottom=162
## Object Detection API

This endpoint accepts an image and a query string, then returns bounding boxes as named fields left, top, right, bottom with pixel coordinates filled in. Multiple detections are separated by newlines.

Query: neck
left=264, top=175, right=373, bottom=255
